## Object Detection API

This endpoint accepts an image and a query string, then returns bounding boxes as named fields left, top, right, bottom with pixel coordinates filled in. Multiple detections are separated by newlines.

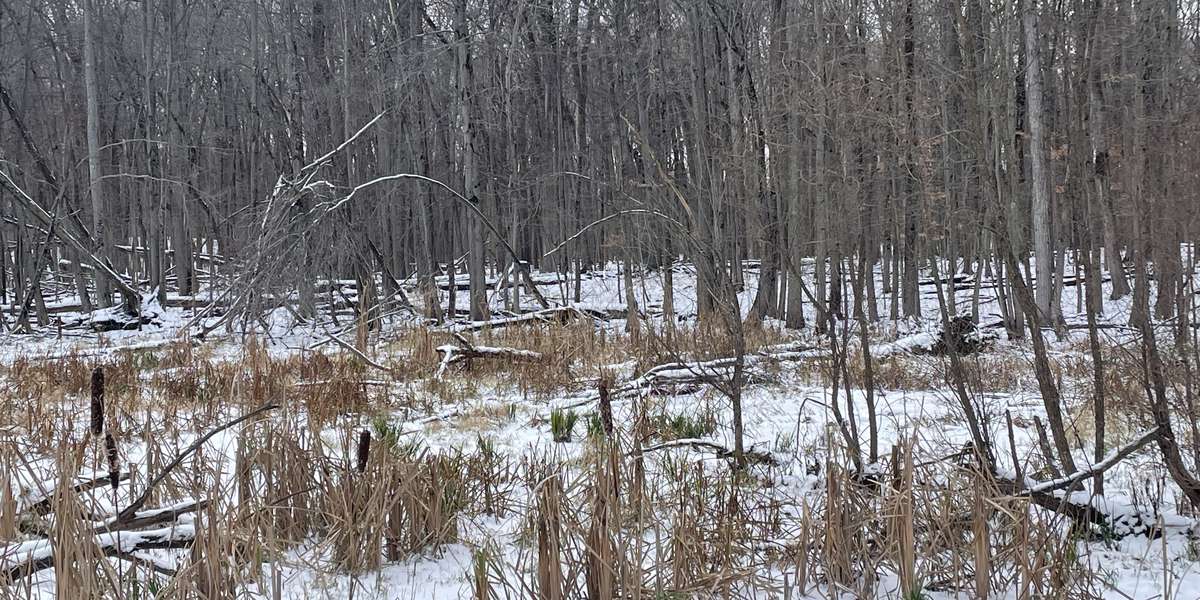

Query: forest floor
left=0, top=257, right=1198, bottom=599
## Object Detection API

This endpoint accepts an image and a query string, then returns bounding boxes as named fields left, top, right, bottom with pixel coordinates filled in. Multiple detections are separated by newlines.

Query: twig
left=114, top=404, right=278, bottom=523
left=324, top=333, right=394, bottom=374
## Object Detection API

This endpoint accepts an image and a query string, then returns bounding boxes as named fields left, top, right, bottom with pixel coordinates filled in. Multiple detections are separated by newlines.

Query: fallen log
left=87, top=307, right=161, bottom=332
left=91, top=499, right=208, bottom=535
left=19, top=471, right=131, bottom=516
left=1026, top=427, right=1160, bottom=495
left=2, top=522, right=196, bottom=582
left=434, top=333, right=545, bottom=379
left=2, top=406, right=280, bottom=583
left=115, top=403, right=278, bottom=523
left=546, top=326, right=1008, bottom=416
left=992, top=477, right=1164, bottom=539
left=916, top=272, right=1113, bottom=294
left=635, top=438, right=777, bottom=466
left=293, top=379, right=396, bottom=387
left=18, top=338, right=200, bottom=363
left=435, top=272, right=566, bottom=291
left=548, top=343, right=821, bottom=413
left=985, top=427, right=1163, bottom=539
left=448, top=305, right=624, bottom=333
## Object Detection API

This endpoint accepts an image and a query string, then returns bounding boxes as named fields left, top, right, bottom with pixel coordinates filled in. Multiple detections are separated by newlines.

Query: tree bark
left=1023, top=0, right=1055, bottom=323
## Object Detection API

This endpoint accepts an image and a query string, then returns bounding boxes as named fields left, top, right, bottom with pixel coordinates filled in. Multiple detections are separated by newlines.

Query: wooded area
left=0, top=0, right=1196, bottom=335
left=5, top=3, right=1200, bottom=595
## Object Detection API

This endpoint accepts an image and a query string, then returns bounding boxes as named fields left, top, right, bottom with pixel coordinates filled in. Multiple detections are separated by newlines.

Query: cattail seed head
left=105, top=433, right=119, bottom=490
left=356, top=430, right=371, bottom=473
left=90, top=367, right=105, bottom=437
left=598, top=378, right=613, bottom=438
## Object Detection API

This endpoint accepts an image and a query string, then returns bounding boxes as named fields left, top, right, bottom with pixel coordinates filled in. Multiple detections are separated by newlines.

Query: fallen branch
left=2, top=523, right=196, bottom=582
left=19, top=470, right=131, bottom=516
left=448, top=305, right=619, bottom=333
left=1027, top=427, right=1160, bottom=495
left=0, top=169, right=141, bottom=311
left=540, top=209, right=685, bottom=260
left=293, top=379, right=396, bottom=388
left=324, top=334, right=394, bottom=374
left=322, top=172, right=551, bottom=309
left=12, top=338, right=200, bottom=363
left=978, top=427, right=1163, bottom=539
left=636, top=438, right=776, bottom=466
left=4, top=410, right=277, bottom=584
left=92, top=499, right=208, bottom=535
left=110, top=550, right=180, bottom=577
left=434, top=333, right=545, bottom=379
left=437, top=270, right=565, bottom=291
left=114, top=403, right=278, bottom=523
left=990, top=478, right=1151, bottom=538
left=549, top=343, right=820, bottom=413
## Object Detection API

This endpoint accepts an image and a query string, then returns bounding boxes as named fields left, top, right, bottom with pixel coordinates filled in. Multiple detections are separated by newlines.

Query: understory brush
left=0, top=323, right=1189, bottom=599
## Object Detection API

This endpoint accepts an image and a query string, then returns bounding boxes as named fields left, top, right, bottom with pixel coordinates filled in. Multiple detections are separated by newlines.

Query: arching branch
left=323, top=172, right=551, bottom=310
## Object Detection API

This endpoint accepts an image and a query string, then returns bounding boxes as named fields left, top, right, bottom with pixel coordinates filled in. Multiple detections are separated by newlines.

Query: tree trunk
left=1023, top=0, right=1054, bottom=324
left=457, top=0, right=488, bottom=322
left=83, top=0, right=111, bottom=308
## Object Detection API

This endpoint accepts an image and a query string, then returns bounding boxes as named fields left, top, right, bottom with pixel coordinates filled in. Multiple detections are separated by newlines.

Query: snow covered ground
left=1, top=256, right=1199, bottom=598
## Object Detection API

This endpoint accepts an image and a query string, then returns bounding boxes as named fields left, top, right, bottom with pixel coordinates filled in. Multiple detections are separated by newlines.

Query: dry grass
left=0, top=321, right=1175, bottom=598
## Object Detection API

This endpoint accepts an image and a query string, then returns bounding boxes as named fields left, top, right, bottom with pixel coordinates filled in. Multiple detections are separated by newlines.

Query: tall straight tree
left=456, top=0, right=488, bottom=321
left=83, top=0, right=109, bottom=307
left=1023, top=0, right=1054, bottom=323
left=0, top=0, right=1195, bottom=347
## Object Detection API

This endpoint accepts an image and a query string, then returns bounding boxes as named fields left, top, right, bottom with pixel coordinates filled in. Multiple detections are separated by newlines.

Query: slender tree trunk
left=83, top=0, right=111, bottom=308
left=1023, top=0, right=1054, bottom=324
left=900, top=0, right=921, bottom=319
left=457, top=0, right=488, bottom=322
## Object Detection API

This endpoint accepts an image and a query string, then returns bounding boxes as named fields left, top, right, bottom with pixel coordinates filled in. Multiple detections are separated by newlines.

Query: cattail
left=598, top=376, right=613, bottom=438
left=356, top=430, right=371, bottom=473
left=536, top=474, right=565, bottom=600
left=973, top=483, right=991, bottom=598
left=89, top=367, right=105, bottom=437
left=105, top=433, right=120, bottom=489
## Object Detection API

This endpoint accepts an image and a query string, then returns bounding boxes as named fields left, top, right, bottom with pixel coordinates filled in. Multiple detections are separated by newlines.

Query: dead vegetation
left=0, top=319, right=1193, bottom=598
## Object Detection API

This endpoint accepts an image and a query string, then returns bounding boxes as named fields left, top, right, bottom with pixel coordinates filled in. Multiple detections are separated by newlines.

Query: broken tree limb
left=541, top=209, right=686, bottom=260
left=0, top=169, right=141, bottom=312
left=14, top=186, right=68, bottom=332
left=548, top=342, right=823, bottom=413
left=115, top=403, right=279, bottom=523
left=18, top=338, right=200, bottom=362
left=1, top=522, right=196, bottom=582
left=448, top=305, right=621, bottom=333
left=92, top=499, right=208, bottom=535
left=991, top=476, right=1133, bottom=537
left=439, top=268, right=565, bottom=291
left=110, top=550, right=180, bottom=577
left=965, top=427, right=1163, bottom=539
left=324, top=333, right=395, bottom=374
left=1027, top=427, right=1160, bottom=495
left=434, top=333, right=545, bottom=379
left=19, top=470, right=132, bottom=516
left=635, top=438, right=777, bottom=466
